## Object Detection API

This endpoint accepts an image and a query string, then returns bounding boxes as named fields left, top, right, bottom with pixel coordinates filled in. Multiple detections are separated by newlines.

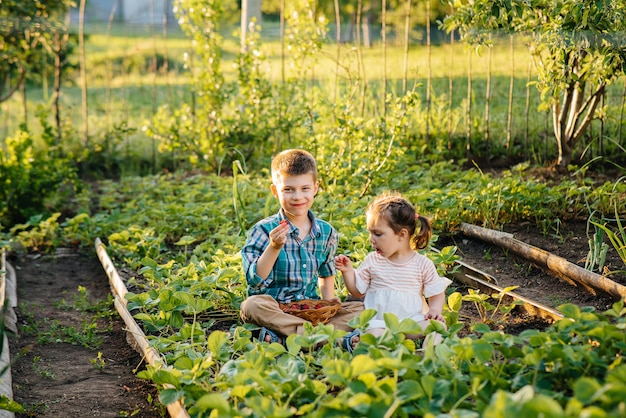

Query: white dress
left=355, top=251, right=452, bottom=330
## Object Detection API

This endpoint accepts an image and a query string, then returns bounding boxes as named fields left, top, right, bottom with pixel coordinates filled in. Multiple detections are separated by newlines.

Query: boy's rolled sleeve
left=316, top=228, right=338, bottom=278
left=241, top=226, right=274, bottom=289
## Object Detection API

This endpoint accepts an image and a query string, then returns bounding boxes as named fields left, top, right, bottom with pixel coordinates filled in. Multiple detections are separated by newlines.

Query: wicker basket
left=279, top=299, right=341, bottom=325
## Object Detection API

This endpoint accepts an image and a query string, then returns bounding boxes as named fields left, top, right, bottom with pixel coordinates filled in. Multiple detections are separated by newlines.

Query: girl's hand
left=334, top=254, right=352, bottom=271
left=269, top=220, right=290, bottom=249
left=425, top=310, right=445, bottom=323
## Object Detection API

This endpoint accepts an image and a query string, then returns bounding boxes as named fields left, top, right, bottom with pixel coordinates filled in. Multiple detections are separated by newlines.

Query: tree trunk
left=1, top=68, right=25, bottom=104
left=361, top=15, right=371, bottom=48
left=79, top=0, right=89, bottom=145
left=52, top=15, right=69, bottom=148
left=21, top=79, right=27, bottom=130
left=333, top=0, right=341, bottom=107
left=552, top=81, right=605, bottom=170
left=53, top=35, right=62, bottom=146
left=402, top=0, right=410, bottom=96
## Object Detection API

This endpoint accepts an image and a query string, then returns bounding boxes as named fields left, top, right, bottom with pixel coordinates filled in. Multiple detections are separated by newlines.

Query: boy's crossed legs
left=240, top=294, right=364, bottom=345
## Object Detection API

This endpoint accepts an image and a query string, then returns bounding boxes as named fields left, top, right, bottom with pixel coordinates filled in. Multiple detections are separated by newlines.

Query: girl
left=335, top=192, right=452, bottom=352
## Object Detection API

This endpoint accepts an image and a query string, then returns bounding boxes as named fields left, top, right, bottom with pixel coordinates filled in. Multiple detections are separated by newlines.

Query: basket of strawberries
left=279, top=299, right=341, bottom=325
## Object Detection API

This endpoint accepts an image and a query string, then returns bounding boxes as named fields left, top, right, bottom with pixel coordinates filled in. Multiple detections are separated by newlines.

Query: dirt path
left=8, top=252, right=163, bottom=418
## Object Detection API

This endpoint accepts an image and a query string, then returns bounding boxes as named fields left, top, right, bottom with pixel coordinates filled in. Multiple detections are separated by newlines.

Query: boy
left=240, top=149, right=363, bottom=345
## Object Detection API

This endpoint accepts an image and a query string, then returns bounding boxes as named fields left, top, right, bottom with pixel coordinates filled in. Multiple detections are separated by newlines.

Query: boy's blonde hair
left=271, top=149, right=318, bottom=184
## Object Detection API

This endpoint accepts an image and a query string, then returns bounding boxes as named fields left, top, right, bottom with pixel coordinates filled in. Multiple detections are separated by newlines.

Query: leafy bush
left=0, top=130, right=80, bottom=229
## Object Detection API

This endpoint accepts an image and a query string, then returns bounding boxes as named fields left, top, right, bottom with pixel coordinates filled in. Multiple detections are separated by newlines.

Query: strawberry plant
left=3, top=158, right=625, bottom=416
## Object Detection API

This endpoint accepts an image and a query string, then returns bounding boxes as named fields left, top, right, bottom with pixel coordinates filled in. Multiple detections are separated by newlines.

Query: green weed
left=20, top=402, right=48, bottom=417
left=590, top=177, right=626, bottom=272
left=90, top=352, right=106, bottom=372
left=483, top=248, right=492, bottom=261
left=585, top=221, right=609, bottom=273
left=55, top=286, right=117, bottom=319
left=19, top=286, right=113, bottom=349
left=462, top=285, right=524, bottom=326
left=32, top=356, right=56, bottom=380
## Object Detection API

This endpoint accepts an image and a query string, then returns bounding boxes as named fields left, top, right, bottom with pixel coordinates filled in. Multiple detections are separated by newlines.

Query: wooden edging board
left=432, top=247, right=564, bottom=322
left=0, top=249, right=16, bottom=418
left=95, top=238, right=190, bottom=418
left=451, top=258, right=564, bottom=322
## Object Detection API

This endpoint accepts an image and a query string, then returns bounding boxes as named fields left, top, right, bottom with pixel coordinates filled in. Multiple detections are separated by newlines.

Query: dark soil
left=8, top=252, right=164, bottom=418
left=6, top=218, right=625, bottom=417
left=438, top=219, right=624, bottom=315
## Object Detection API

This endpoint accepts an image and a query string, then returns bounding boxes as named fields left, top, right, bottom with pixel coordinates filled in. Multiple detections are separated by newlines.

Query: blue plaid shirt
left=241, top=209, right=338, bottom=303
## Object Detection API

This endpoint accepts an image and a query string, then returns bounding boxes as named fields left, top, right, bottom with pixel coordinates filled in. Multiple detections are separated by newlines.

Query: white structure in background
left=241, top=0, right=263, bottom=50
left=72, top=0, right=262, bottom=33
left=122, top=0, right=173, bottom=24
left=76, top=0, right=175, bottom=25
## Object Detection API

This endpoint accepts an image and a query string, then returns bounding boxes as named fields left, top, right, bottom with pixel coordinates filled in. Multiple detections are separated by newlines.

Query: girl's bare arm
left=335, top=255, right=364, bottom=298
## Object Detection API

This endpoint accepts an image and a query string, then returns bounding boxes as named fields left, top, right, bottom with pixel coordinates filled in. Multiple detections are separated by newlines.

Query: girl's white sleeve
left=422, top=258, right=452, bottom=297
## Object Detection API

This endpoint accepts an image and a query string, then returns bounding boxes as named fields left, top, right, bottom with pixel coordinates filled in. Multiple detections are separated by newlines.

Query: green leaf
left=151, top=369, right=182, bottom=387
left=560, top=303, right=582, bottom=319
left=520, top=394, right=564, bottom=416
left=208, top=330, right=230, bottom=358
left=193, top=393, right=231, bottom=414
left=158, top=388, right=185, bottom=405
left=383, top=312, right=400, bottom=329
left=472, top=340, right=494, bottom=363
left=175, top=235, right=196, bottom=246
left=0, top=394, right=24, bottom=413
left=447, top=291, right=463, bottom=312
left=323, top=359, right=352, bottom=386
left=347, top=393, right=372, bottom=415
left=420, top=374, right=438, bottom=399
left=397, top=380, right=424, bottom=402
left=351, top=354, right=378, bottom=376
left=349, top=308, right=377, bottom=329
left=573, top=377, right=602, bottom=404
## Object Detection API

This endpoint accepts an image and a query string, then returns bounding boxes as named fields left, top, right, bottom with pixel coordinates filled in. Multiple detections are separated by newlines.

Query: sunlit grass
left=2, top=24, right=625, bottom=163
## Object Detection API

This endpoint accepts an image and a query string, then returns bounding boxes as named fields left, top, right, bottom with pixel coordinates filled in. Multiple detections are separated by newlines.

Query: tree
left=0, top=0, right=73, bottom=104
left=443, top=0, right=626, bottom=169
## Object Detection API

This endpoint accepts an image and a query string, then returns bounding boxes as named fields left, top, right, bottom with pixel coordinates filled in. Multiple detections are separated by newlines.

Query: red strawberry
left=280, top=220, right=288, bottom=226
left=300, top=304, right=310, bottom=310
left=314, top=304, right=323, bottom=309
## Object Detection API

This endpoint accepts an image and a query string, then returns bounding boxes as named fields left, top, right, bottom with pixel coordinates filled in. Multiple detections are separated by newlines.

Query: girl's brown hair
left=366, top=192, right=432, bottom=250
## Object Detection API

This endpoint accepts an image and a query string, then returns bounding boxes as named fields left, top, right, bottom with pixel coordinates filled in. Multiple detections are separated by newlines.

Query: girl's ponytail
left=412, top=214, right=432, bottom=250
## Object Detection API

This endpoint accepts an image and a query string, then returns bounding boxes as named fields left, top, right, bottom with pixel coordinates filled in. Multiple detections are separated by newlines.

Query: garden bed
left=437, top=219, right=622, bottom=313
left=7, top=252, right=162, bottom=417
left=6, top=218, right=624, bottom=416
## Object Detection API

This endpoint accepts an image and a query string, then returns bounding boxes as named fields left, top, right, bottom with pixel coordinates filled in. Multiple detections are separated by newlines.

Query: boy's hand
left=270, top=220, right=290, bottom=249
left=334, top=254, right=352, bottom=271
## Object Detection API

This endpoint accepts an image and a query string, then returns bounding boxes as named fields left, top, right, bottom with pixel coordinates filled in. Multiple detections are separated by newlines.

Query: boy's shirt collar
left=278, top=209, right=321, bottom=238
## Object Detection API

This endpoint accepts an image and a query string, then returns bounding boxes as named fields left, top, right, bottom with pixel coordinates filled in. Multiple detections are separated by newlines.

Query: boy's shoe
left=340, top=329, right=361, bottom=353
left=259, top=327, right=286, bottom=347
